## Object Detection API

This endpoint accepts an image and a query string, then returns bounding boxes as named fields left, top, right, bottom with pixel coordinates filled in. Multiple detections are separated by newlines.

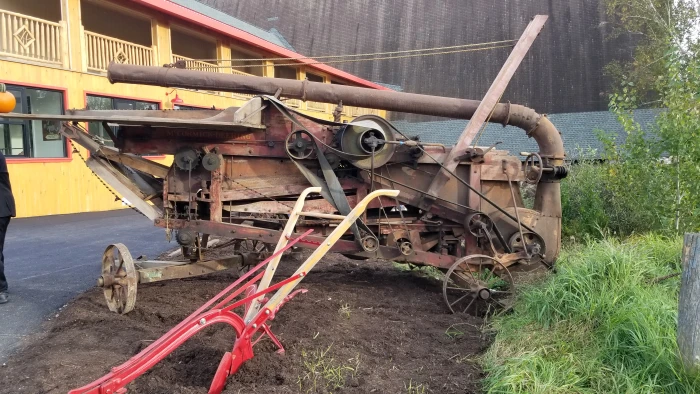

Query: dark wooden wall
left=201, top=0, right=634, bottom=120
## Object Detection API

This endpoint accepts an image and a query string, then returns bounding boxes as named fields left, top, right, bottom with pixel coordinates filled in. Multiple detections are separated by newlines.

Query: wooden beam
left=419, top=15, right=549, bottom=210
left=678, top=233, right=700, bottom=373
left=99, top=147, right=170, bottom=178
left=86, top=157, right=161, bottom=221
left=0, top=113, right=264, bottom=131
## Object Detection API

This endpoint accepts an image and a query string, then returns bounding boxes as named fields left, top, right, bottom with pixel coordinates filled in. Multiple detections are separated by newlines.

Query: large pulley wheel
left=285, top=130, right=315, bottom=160
left=524, top=152, right=543, bottom=185
left=508, top=231, right=546, bottom=257
left=442, top=255, right=513, bottom=316
left=339, top=115, right=397, bottom=169
left=465, top=213, right=494, bottom=238
left=98, top=243, right=138, bottom=314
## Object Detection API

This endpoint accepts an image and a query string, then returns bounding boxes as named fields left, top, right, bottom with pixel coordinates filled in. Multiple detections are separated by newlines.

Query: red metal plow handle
left=68, top=230, right=313, bottom=394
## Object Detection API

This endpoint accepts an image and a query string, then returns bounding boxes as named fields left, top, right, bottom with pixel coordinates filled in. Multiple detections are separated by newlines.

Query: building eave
left=129, top=0, right=390, bottom=91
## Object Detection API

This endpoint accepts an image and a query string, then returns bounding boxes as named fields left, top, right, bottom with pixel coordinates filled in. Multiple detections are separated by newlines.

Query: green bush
left=560, top=158, right=678, bottom=239
left=560, top=161, right=609, bottom=239
left=482, top=235, right=698, bottom=394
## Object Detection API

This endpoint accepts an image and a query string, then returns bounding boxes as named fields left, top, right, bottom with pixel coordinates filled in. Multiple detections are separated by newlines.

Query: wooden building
left=0, top=0, right=386, bottom=217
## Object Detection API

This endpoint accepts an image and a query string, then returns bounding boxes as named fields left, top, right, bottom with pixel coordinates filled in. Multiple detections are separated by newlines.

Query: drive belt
left=265, top=97, right=378, bottom=250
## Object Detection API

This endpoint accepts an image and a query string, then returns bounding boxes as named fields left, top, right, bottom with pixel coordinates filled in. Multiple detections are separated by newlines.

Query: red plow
left=69, top=188, right=399, bottom=394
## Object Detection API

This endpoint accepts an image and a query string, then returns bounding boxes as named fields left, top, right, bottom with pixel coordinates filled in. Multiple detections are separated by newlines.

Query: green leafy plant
left=482, top=235, right=699, bottom=393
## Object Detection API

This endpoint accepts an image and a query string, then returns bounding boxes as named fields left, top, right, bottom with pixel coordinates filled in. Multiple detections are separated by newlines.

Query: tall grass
left=482, top=234, right=700, bottom=393
left=560, top=161, right=609, bottom=238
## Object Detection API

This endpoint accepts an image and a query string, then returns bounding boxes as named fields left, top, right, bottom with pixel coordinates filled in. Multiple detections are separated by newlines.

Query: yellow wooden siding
left=0, top=0, right=386, bottom=218
left=2, top=60, right=384, bottom=218
left=3, top=60, right=245, bottom=218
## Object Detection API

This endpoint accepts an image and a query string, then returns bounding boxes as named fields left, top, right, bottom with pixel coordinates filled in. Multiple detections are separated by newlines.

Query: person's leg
left=0, top=216, right=10, bottom=295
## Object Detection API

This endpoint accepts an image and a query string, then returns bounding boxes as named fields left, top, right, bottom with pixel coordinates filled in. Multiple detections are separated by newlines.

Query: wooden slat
left=1, top=14, right=6, bottom=52
left=84, top=30, right=154, bottom=72
left=0, top=11, right=62, bottom=65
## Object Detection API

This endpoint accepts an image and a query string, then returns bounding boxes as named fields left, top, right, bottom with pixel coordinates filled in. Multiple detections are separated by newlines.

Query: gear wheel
left=175, top=148, right=200, bottom=171
left=202, top=152, right=223, bottom=171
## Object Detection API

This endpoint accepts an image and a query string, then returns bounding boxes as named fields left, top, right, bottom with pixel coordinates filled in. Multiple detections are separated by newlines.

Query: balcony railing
left=84, top=30, right=153, bottom=72
left=173, top=55, right=256, bottom=100
left=173, top=55, right=219, bottom=73
left=0, top=10, right=65, bottom=66
left=351, top=106, right=380, bottom=117
left=306, top=101, right=327, bottom=112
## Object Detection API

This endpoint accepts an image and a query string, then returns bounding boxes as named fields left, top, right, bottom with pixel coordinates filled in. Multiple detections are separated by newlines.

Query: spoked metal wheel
left=235, top=239, right=272, bottom=273
left=442, top=254, right=514, bottom=316
left=98, top=243, right=138, bottom=314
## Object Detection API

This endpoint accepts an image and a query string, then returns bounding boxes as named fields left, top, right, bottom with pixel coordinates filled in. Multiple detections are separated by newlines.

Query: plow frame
left=68, top=187, right=400, bottom=394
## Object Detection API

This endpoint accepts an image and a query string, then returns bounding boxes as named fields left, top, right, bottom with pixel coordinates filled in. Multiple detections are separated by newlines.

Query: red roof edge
left=130, top=0, right=390, bottom=91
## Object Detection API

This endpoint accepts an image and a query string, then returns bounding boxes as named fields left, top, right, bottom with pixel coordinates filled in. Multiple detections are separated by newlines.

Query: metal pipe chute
left=107, top=63, right=564, bottom=163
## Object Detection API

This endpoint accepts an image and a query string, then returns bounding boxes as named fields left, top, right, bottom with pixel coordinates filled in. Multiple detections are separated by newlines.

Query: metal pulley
left=174, top=148, right=200, bottom=171
left=285, top=130, right=315, bottom=159
left=202, top=152, right=223, bottom=171
left=338, top=115, right=397, bottom=169
left=176, top=229, right=197, bottom=246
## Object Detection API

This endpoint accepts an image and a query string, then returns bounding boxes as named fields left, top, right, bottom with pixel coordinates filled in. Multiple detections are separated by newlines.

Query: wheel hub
left=442, top=254, right=514, bottom=315
left=478, top=287, right=491, bottom=300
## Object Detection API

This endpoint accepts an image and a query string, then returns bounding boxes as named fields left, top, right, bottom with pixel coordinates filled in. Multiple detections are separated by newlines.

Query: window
left=274, top=66, right=298, bottom=80
left=306, top=72, right=324, bottom=83
left=174, top=104, right=207, bottom=110
left=86, top=95, right=159, bottom=146
left=0, top=85, right=65, bottom=158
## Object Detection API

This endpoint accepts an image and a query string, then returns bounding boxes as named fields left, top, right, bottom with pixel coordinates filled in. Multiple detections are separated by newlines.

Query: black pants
left=0, top=216, right=10, bottom=293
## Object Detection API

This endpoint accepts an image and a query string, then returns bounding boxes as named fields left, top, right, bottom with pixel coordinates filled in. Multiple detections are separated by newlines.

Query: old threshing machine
left=2, top=16, right=566, bottom=319
left=1, top=14, right=567, bottom=393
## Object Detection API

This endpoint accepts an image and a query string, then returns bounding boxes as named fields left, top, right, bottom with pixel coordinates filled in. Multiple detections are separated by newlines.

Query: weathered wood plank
left=678, top=233, right=700, bottom=372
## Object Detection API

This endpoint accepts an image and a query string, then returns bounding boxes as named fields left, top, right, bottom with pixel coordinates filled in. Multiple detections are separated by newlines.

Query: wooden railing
left=306, top=101, right=327, bottom=112
left=0, top=10, right=65, bottom=66
left=173, top=55, right=257, bottom=100
left=84, top=30, right=153, bottom=72
left=350, top=106, right=380, bottom=116
left=172, top=55, right=219, bottom=73
left=285, top=98, right=303, bottom=109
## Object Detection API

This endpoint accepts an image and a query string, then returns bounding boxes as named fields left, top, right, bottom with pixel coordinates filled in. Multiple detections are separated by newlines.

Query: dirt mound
left=0, top=254, right=487, bottom=393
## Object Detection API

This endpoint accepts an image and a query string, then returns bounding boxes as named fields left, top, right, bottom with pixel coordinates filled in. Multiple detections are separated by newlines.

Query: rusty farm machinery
left=0, top=15, right=566, bottom=393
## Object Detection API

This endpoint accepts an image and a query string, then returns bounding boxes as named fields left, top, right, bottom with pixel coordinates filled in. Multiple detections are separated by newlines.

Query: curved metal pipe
left=107, top=64, right=564, bottom=159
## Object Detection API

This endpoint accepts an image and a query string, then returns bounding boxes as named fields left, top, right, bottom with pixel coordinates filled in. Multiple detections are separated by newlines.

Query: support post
left=61, top=0, right=82, bottom=71
left=678, top=233, right=700, bottom=373
left=217, top=40, right=232, bottom=74
left=418, top=15, right=548, bottom=210
left=151, top=18, right=171, bottom=66
left=262, top=59, right=275, bottom=78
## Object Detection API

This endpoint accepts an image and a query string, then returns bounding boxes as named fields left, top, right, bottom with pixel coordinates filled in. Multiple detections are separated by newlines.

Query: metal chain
left=68, top=139, right=147, bottom=218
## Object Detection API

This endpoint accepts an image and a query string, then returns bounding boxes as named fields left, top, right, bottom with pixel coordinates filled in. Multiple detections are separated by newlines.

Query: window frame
left=0, top=81, right=71, bottom=163
left=83, top=92, right=163, bottom=159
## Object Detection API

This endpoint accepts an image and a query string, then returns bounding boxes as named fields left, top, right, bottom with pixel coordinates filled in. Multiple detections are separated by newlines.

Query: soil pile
left=0, top=254, right=487, bottom=393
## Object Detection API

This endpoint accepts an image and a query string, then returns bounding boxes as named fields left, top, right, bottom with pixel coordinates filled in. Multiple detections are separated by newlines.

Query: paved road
left=0, top=210, right=172, bottom=362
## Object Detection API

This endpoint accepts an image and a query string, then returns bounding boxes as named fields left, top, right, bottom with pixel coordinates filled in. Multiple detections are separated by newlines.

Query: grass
left=482, top=234, right=700, bottom=393
left=392, top=261, right=444, bottom=281
left=297, top=345, right=360, bottom=393
left=338, top=303, right=352, bottom=319
left=404, top=379, right=428, bottom=394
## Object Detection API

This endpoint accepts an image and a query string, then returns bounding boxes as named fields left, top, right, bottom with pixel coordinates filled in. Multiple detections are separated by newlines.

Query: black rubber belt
left=266, top=98, right=376, bottom=247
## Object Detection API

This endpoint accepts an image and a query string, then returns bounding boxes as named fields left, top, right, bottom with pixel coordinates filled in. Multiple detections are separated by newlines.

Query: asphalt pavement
left=0, top=210, right=173, bottom=362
